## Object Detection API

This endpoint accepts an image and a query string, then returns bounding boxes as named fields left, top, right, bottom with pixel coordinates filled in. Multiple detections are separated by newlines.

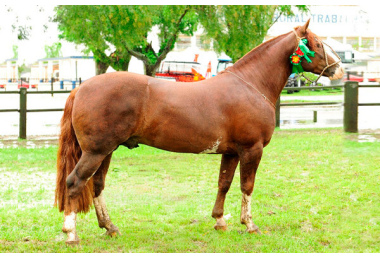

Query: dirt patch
left=345, top=130, right=380, bottom=143
left=0, top=136, right=58, bottom=148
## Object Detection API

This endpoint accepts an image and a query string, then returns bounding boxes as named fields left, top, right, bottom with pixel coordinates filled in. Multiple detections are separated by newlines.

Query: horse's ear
left=299, top=18, right=310, bottom=35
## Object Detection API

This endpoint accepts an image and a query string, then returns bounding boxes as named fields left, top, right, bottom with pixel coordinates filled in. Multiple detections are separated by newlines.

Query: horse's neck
left=229, top=32, right=297, bottom=104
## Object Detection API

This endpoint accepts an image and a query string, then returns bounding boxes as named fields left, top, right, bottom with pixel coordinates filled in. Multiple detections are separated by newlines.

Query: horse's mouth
left=328, top=66, right=344, bottom=80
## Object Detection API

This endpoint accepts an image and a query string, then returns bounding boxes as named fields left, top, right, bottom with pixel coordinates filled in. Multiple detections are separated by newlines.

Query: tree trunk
left=95, top=60, right=109, bottom=75
left=118, top=59, right=130, bottom=71
left=144, top=62, right=160, bottom=77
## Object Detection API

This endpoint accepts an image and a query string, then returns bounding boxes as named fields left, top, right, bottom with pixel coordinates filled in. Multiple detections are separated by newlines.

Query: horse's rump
left=55, top=87, right=94, bottom=214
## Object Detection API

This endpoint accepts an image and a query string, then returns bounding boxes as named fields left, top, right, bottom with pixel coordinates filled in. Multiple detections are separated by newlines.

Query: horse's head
left=293, top=19, right=344, bottom=80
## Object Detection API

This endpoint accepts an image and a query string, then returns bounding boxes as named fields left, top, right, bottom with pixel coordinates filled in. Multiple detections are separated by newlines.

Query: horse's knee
left=240, top=183, right=254, bottom=195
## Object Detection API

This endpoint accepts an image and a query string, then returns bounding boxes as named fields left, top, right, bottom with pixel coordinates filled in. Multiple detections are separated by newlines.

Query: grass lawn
left=281, top=87, right=343, bottom=97
left=0, top=129, right=379, bottom=253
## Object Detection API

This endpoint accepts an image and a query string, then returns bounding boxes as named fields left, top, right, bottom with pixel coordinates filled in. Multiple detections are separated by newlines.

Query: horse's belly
left=139, top=127, right=229, bottom=154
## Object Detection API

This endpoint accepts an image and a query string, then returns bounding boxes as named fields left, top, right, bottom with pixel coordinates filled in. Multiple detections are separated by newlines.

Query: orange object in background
left=194, top=54, right=199, bottom=62
left=155, top=61, right=206, bottom=82
left=205, top=61, right=212, bottom=79
left=191, top=68, right=205, bottom=81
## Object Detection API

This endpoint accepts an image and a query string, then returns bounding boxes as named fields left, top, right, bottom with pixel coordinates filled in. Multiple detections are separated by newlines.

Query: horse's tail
left=54, top=87, right=94, bottom=214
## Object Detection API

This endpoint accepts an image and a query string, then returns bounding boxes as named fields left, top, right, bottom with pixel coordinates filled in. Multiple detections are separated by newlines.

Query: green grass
left=281, top=87, right=343, bottom=97
left=281, top=99, right=341, bottom=104
left=0, top=129, right=379, bottom=252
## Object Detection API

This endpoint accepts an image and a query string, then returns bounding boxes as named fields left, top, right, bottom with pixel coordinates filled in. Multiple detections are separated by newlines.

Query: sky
left=0, top=4, right=80, bottom=65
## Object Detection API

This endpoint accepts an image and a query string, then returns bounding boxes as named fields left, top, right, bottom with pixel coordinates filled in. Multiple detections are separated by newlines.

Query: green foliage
left=105, top=5, right=198, bottom=75
left=54, top=6, right=131, bottom=74
left=44, top=42, right=62, bottom=58
left=12, top=45, right=18, bottom=59
left=18, top=63, right=28, bottom=75
left=54, top=5, right=198, bottom=76
left=197, top=5, right=309, bottom=62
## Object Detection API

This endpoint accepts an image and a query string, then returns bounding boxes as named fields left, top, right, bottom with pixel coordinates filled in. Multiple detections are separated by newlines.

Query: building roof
left=37, top=56, right=94, bottom=61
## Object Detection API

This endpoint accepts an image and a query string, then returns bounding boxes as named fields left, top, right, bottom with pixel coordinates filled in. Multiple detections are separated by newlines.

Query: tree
left=54, top=6, right=132, bottom=75
left=12, top=45, right=18, bottom=59
left=44, top=42, right=62, bottom=58
left=54, top=5, right=199, bottom=76
left=101, top=5, right=199, bottom=76
left=196, top=5, right=309, bottom=63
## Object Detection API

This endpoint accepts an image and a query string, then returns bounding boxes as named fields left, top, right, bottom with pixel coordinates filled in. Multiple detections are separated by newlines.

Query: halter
left=292, top=29, right=341, bottom=84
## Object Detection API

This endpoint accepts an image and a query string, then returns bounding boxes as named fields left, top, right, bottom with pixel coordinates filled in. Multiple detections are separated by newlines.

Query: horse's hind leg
left=238, top=143, right=263, bottom=234
left=62, top=211, right=79, bottom=245
left=212, top=154, right=239, bottom=231
left=92, top=153, right=121, bottom=237
left=63, top=152, right=107, bottom=244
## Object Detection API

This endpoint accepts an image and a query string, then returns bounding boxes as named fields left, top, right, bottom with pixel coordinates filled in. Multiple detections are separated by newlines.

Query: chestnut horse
left=55, top=20, right=344, bottom=244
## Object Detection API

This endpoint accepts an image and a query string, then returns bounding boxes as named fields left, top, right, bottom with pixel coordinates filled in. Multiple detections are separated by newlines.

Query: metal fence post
left=275, top=97, right=280, bottom=128
left=19, top=87, right=27, bottom=139
left=344, top=81, right=359, bottom=133
left=51, top=77, right=54, bottom=97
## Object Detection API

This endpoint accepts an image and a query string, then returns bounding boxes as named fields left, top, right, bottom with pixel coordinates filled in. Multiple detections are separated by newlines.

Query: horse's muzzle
left=328, top=66, right=344, bottom=80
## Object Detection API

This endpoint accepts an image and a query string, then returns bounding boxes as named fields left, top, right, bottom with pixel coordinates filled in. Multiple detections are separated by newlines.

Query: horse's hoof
left=106, top=227, right=121, bottom=237
left=214, top=217, right=227, bottom=231
left=65, top=240, right=80, bottom=246
left=107, top=231, right=118, bottom=237
left=246, top=227, right=261, bottom=235
left=214, top=224, right=228, bottom=231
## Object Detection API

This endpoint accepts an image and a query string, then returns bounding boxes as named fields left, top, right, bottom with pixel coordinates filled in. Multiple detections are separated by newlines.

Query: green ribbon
left=291, top=39, right=315, bottom=74
left=292, top=63, right=304, bottom=74
left=299, top=39, right=315, bottom=63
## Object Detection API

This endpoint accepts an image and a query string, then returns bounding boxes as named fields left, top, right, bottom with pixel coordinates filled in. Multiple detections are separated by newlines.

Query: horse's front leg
left=92, top=153, right=121, bottom=237
left=212, top=154, right=239, bottom=231
left=238, top=143, right=263, bottom=234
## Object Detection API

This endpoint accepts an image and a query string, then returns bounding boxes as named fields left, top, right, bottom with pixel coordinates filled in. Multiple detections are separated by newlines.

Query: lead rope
left=226, top=70, right=276, bottom=109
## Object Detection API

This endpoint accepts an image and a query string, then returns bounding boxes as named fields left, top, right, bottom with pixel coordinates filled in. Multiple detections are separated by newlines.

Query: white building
left=267, top=5, right=380, bottom=79
left=268, top=5, right=380, bottom=54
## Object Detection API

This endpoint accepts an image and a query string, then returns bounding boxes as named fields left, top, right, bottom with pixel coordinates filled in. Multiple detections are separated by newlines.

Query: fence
left=276, top=81, right=380, bottom=132
left=0, top=77, right=82, bottom=93
left=0, top=81, right=379, bottom=139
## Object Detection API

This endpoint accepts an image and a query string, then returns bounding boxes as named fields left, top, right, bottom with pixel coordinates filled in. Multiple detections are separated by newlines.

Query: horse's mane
left=224, top=31, right=293, bottom=74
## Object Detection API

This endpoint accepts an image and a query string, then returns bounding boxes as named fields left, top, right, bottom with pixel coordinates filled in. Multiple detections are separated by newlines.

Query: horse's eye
left=316, top=43, right=321, bottom=48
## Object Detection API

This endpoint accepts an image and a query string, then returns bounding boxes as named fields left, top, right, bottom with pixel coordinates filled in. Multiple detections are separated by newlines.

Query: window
left=331, top=37, right=343, bottom=43
left=361, top=37, right=374, bottom=52
left=346, top=37, right=359, bottom=50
